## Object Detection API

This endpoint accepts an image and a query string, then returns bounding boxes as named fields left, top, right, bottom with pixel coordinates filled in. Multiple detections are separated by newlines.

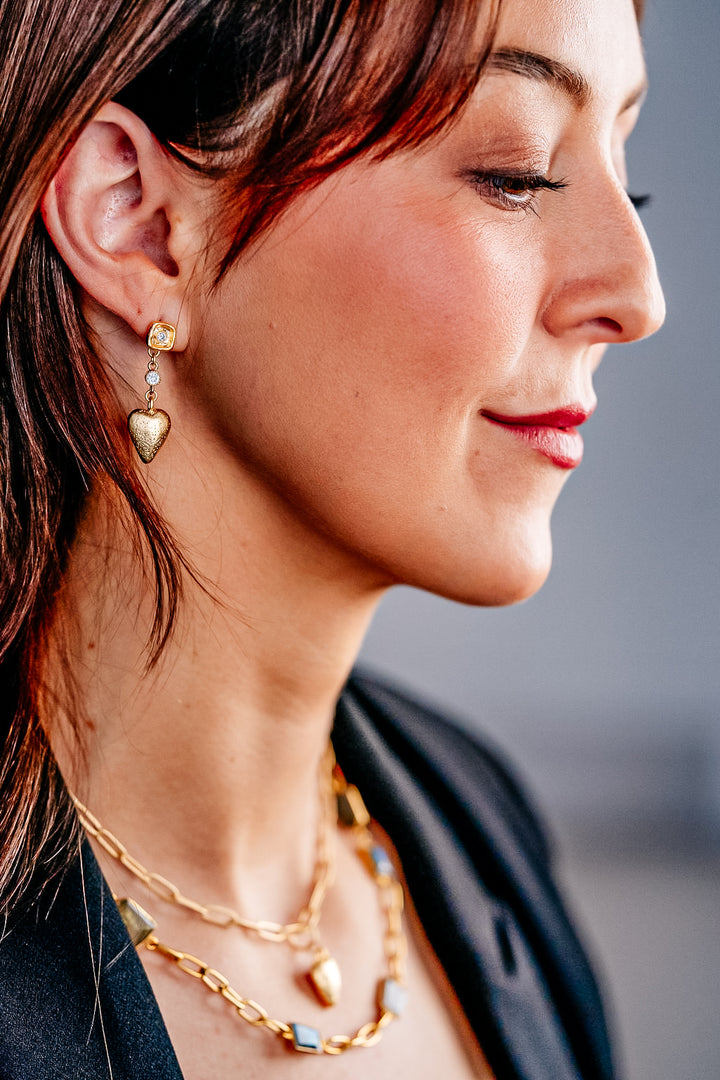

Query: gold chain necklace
left=71, top=749, right=335, bottom=941
left=74, top=756, right=409, bottom=1054
left=71, top=746, right=342, bottom=1004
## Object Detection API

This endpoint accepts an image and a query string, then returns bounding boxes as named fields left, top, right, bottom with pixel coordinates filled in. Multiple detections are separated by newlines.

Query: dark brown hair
left=0, top=0, right=501, bottom=915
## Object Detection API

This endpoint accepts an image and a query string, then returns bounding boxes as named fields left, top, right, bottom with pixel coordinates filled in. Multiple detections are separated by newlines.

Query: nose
left=541, top=175, right=666, bottom=345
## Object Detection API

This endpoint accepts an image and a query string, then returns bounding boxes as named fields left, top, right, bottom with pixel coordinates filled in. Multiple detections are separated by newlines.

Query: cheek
left=200, top=182, right=558, bottom=605
left=311, top=196, right=536, bottom=402
left=235, top=229, right=498, bottom=485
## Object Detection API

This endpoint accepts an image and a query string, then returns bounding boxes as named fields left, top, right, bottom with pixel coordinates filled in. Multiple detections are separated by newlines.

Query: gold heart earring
left=128, top=322, right=175, bottom=463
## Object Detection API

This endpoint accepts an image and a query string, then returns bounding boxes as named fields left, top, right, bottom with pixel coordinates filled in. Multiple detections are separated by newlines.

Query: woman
left=0, top=0, right=663, bottom=1076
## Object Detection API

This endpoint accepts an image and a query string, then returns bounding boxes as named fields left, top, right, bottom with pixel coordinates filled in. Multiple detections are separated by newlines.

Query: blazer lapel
left=333, top=674, right=617, bottom=1080
left=0, top=840, right=183, bottom=1080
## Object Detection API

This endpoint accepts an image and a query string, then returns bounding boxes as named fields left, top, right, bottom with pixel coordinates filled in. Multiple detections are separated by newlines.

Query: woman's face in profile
left=197, top=0, right=664, bottom=605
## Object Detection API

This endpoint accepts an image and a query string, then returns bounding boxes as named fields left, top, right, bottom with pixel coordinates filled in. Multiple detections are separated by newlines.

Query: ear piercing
left=127, top=322, right=175, bottom=463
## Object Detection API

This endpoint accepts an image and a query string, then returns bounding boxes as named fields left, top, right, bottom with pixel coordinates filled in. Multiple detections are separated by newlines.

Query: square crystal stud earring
left=147, top=322, right=176, bottom=351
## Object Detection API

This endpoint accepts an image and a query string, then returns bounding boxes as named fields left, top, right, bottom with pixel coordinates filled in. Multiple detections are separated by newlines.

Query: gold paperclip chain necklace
left=72, top=746, right=344, bottom=1003
left=74, top=754, right=409, bottom=1054
left=71, top=750, right=334, bottom=942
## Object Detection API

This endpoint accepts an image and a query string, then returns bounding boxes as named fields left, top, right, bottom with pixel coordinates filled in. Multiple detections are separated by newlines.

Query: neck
left=48, top=459, right=390, bottom=913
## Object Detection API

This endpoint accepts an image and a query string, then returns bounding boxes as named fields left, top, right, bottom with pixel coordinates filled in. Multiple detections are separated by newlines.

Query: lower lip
left=484, top=417, right=584, bottom=469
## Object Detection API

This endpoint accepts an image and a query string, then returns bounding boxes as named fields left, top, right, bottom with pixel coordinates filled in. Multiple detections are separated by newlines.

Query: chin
left=475, top=557, right=552, bottom=608
left=444, top=556, right=552, bottom=609
left=399, top=520, right=555, bottom=609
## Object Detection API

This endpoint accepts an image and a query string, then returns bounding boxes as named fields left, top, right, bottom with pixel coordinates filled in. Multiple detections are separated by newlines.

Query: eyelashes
left=466, top=170, right=653, bottom=215
left=627, top=192, right=652, bottom=211
left=466, top=170, right=567, bottom=213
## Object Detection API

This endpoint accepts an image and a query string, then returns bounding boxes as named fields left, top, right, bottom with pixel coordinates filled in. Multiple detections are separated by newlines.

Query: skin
left=42, top=0, right=664, bottom=1075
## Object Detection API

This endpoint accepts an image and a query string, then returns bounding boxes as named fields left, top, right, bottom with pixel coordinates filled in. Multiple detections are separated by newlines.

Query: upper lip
left=480, top=404, right=596, bottom=429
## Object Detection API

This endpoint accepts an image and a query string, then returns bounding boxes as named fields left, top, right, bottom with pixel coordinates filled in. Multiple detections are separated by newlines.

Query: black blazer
left=0, top=673, right=617, bottom=1079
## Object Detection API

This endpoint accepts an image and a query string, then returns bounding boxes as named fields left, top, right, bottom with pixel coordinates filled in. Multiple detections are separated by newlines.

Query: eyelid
left=464, top=169, right=568, bottom=212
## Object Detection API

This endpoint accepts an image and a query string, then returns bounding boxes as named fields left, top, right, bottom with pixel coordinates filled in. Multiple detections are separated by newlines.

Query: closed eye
left=465, top=171, right=568, bottom=213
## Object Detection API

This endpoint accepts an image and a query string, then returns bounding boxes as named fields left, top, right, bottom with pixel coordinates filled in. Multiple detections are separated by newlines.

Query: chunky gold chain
left=144, top=932, right=396, bottom=1053
left=76, top=751, right=409, bottom=1055
left=141, top=838, right=406, bottom=1056
left=71, top=748, right=336, bottom=946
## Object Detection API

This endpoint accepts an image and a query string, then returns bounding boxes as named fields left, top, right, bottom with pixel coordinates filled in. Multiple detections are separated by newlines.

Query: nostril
left=593, top=316, right=623, bottom=334
left=494, top=912, right=517, bottom=976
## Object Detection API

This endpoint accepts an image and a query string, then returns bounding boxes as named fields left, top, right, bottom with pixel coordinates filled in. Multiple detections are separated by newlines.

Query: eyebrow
left=487, top=48, right=648, bottom=113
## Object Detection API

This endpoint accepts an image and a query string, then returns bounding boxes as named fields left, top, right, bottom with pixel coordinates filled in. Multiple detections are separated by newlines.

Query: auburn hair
left=0, top=0, right=647, bottom=913
left=0, top=0, right=502, bottom=915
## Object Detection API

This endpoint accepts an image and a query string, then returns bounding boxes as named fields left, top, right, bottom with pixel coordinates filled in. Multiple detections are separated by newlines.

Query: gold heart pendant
left=128, top=409, right=171, bottom=463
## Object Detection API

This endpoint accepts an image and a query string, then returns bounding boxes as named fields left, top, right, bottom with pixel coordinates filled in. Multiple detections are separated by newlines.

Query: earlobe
left=41, top=102, right=196, bottom=348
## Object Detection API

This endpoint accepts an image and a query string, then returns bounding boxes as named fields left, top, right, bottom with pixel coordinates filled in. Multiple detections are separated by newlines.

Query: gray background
left=359, top=3, right=720, bottom=1078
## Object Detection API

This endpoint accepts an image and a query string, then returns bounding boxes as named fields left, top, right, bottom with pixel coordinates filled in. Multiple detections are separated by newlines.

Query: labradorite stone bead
left=115, top=897, right=157, bottom=947
left=290, top=1022, right=323, bottom=1053
left=369, top=845, right=395, bottom=879
left=379, top=977, right=408, bottom=1017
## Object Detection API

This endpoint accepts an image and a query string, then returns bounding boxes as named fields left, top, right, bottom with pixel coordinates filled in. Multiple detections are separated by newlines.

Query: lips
left=481, top=405, right=595, bottom=469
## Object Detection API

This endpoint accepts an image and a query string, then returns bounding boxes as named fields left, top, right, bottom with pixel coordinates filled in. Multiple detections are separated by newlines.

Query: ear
left=41, top=102, right=204, bottom=350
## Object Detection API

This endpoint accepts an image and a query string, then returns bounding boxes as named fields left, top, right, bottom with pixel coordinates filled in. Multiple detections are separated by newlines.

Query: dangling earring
left=127, top=322, right=175, bottom=463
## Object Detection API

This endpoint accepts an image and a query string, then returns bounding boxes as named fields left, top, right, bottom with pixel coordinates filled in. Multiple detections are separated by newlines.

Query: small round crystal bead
left=145, top=370, right=161, bottom=386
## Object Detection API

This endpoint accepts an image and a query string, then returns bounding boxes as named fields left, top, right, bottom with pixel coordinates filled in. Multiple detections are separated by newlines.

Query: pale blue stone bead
left=290, top=1023, right=323, bottom=1054
left=380, top=977, right=408, bottom=1017
left=369, top=845, right=395, bottom=879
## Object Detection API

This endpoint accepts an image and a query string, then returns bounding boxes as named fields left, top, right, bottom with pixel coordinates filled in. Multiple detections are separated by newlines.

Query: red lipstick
left=481, top=406, right=594, bottom=469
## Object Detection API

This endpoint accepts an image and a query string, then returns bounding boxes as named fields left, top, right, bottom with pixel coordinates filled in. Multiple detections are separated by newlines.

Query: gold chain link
left=143, top=934, right=397, bottom=1053
left=75, top=749, right=408, bottom=1055
left=71, top=747, right=336, bottom=945
left=141, top=773, right=407, bottom=1057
